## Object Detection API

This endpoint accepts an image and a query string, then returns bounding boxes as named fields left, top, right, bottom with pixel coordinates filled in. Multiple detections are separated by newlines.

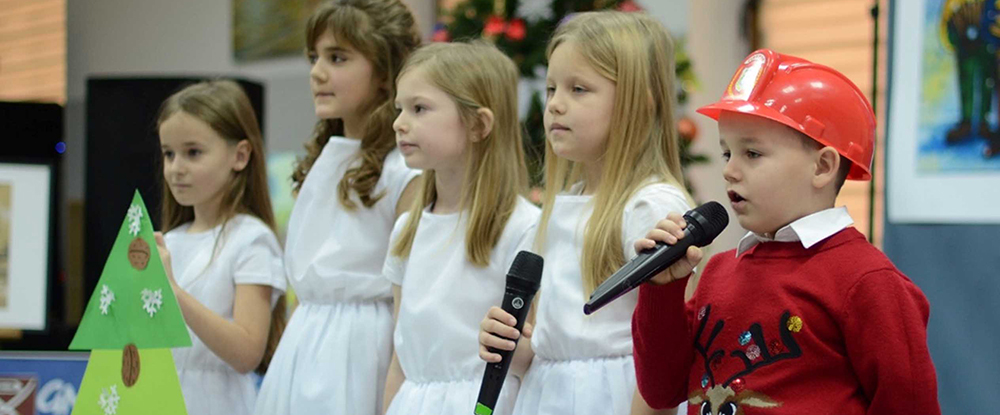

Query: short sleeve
left=499, top=199, right=541, bottom=272
left=382, top=212, right=410, bottom=286
left=383, top=149, right=421, bottom=208
left=233, top=221, right=288, bottom=295
left=622, top=183, right=692, bottom=261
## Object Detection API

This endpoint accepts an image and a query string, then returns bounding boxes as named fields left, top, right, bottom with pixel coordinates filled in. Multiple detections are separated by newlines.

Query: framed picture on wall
left=233, top=0, right=325, bottom=61
left=0, top=162, right=52, bottom=331
left=887, top=0, right=1000, bottom=223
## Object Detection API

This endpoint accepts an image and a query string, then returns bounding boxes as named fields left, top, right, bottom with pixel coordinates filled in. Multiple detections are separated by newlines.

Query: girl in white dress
left=152, top=80, right=287, bottom=415
left=478, top=11, right=693, bottom=415
left=253, top=1, right=422, bottom=414
left=381, top=42, right=540, bottom=415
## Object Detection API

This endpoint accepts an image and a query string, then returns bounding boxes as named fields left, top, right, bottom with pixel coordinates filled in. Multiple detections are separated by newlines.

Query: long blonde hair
left=156, top=80, right=285, bottom=375
left=291, top=0, right=422, bottom=209
left=391, top=42, right=528, bottom=266
left=536, top=11, right=691, bottom=295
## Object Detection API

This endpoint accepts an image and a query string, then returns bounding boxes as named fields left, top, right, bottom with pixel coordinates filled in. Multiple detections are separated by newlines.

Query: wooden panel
left=762, top=0, right=887, bottom=244
left=0, top=0, right=65, bottom=103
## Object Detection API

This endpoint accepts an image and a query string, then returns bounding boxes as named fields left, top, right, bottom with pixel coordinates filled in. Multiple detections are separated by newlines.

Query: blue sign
left=0, top=352, right=88, bottom=415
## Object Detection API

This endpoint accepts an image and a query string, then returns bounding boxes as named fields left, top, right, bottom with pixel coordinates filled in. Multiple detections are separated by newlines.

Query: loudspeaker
left=0, top=101, right=61, bottom=336
left=84, top=77, right=264, bottom=294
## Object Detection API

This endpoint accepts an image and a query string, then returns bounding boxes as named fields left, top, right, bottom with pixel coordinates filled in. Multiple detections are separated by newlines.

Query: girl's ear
left=473, top=108, right=495, bottom=142
left=233, top=140, right=251, bottom=172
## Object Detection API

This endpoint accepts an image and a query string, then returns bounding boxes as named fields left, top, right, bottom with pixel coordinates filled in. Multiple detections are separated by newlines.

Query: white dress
left=382, top=197, right=539, bottom=415
left=165, top=214, right=287, bottom=415
left=512, top=182, right=690, bottom=415
left=254, top=137, right=419, bottom=415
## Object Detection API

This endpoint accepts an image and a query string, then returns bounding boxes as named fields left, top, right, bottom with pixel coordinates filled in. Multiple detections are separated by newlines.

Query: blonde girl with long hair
left=153, top=80, right=287, bottom=415
left=253, top=1, right=422, bottom=414
left=477, top=11, right=692, bottom=415
left=380, top=41, right=539, bottom=415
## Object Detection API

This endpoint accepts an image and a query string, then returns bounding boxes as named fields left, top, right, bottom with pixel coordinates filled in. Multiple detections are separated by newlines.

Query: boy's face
left=718, top=111, right=820, bottom=236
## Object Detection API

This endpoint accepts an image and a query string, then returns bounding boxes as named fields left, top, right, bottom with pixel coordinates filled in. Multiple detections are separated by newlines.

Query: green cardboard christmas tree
left=69, top=191, right=191, bottom=415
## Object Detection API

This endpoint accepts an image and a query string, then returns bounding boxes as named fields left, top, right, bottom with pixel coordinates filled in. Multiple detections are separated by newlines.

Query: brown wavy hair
left=290, top=0, right=422, bottom=209
left=156, top=80, right=286, bottom=375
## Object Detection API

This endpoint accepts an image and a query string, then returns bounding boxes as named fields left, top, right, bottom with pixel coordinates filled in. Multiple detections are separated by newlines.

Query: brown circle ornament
left=122, top=343, right=140, bottom=387
left=128, top=237, right=151, bottom=270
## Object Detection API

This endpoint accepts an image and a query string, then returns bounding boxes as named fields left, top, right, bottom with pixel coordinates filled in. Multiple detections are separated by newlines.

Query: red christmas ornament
left=678, top=116, right=698, bottom=142
left=484, top=15, right=507, bottom=37
left=505, top=18, right=526, bottom=41
left=617, top=0, right=643, bottom=12
left=730, top=378, right=746, bottom=393
left=432, top=28, right=450, bottom=42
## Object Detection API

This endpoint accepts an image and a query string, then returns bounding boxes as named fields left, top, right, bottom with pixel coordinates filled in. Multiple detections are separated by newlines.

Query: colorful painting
left=917, top=0, right=1000, bottom=170
left=233, top=0, right=324, bottom=61
left=888, top=0, right=1000, bottom=223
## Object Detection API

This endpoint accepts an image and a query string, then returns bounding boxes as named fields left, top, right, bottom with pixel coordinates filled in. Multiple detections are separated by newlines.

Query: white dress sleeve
left=621, top=183, right=692, bottom=261
left=382, top=149, right=421, bottom=209
left=382, top=212, right=411, bottom=286
left=233, top=221, right=288, bottom=295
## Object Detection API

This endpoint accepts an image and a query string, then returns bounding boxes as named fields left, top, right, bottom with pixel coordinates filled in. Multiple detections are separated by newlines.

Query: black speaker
left=0, top=101, right=62, bottom=336
left=0, top=101, right=64, bottom=160
left=84, top=77, right=264, bottom=295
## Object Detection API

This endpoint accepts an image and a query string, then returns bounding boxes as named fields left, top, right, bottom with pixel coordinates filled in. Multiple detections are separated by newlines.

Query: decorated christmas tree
left=434, top=0, right=708, bottom=192
left=69, top=191, right=190, bottom=415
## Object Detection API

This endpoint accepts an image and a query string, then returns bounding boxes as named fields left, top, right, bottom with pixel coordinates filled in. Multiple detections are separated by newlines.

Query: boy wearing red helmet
left=629, top=50, right=940, bottom=415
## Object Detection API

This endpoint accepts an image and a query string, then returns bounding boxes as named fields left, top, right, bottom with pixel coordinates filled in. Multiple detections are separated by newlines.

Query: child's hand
left=478, top=306, right=532, bottom=363
left=633, top=212, right=704, bottom=286
left=153, top=232, right=179, bottom=290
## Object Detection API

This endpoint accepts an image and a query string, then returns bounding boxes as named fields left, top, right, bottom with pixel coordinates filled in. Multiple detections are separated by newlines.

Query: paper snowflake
left=98, top=385, right=119, bottom=415
left=127, top=204, right=142, bottom=236
left=141, top=288, right=163, bottom=317
left=99, top=284, right=115, bottom=315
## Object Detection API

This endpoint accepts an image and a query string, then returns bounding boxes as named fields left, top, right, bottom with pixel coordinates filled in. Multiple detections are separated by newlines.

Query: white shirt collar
left=736, top=206, right=854, bottom=257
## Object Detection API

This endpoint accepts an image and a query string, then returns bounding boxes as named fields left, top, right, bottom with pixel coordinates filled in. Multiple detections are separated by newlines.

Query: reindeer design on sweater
left=688, top=305, right=803, bottom=415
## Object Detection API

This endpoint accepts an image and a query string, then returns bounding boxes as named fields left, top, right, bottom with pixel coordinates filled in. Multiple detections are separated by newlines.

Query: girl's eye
left=307, top=53, right=318, bottom=64
left=545, top=86, right=555, bottom=96
left=746, top=150, right=761, bottom=159
left=187, top=149, right=202, bottom=157
left=721, top=151, right=731, bottom=161
left=414, top=105, right=426, bottom=114
left=331, top=54, right=346, bottom=63
left=163, top=151, right=174, bottom=159
left=572, top=85, right=587, bottom=93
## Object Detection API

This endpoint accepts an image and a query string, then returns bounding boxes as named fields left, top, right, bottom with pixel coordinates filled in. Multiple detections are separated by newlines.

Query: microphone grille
left=689, top=201, right=729, bottom=246
left=508, top=251, right=544, bottom=285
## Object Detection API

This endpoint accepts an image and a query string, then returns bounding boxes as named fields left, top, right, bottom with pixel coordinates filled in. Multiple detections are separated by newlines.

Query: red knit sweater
left=632, top=227, right=940, bottom=414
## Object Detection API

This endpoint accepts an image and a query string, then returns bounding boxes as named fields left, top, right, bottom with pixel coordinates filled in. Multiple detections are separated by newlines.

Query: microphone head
left=507, top=251, right=544, bottom=288
left=684, top=201, right=729, bottom=247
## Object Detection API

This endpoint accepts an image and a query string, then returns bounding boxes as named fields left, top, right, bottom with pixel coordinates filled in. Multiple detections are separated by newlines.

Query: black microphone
left=475, top=251, right=543, bottom=415
left=583, top=201, right=728, bottom=315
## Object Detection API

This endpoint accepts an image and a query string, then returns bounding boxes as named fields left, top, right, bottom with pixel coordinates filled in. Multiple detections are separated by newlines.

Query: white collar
left=736, top=206, right=854, bottom=257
